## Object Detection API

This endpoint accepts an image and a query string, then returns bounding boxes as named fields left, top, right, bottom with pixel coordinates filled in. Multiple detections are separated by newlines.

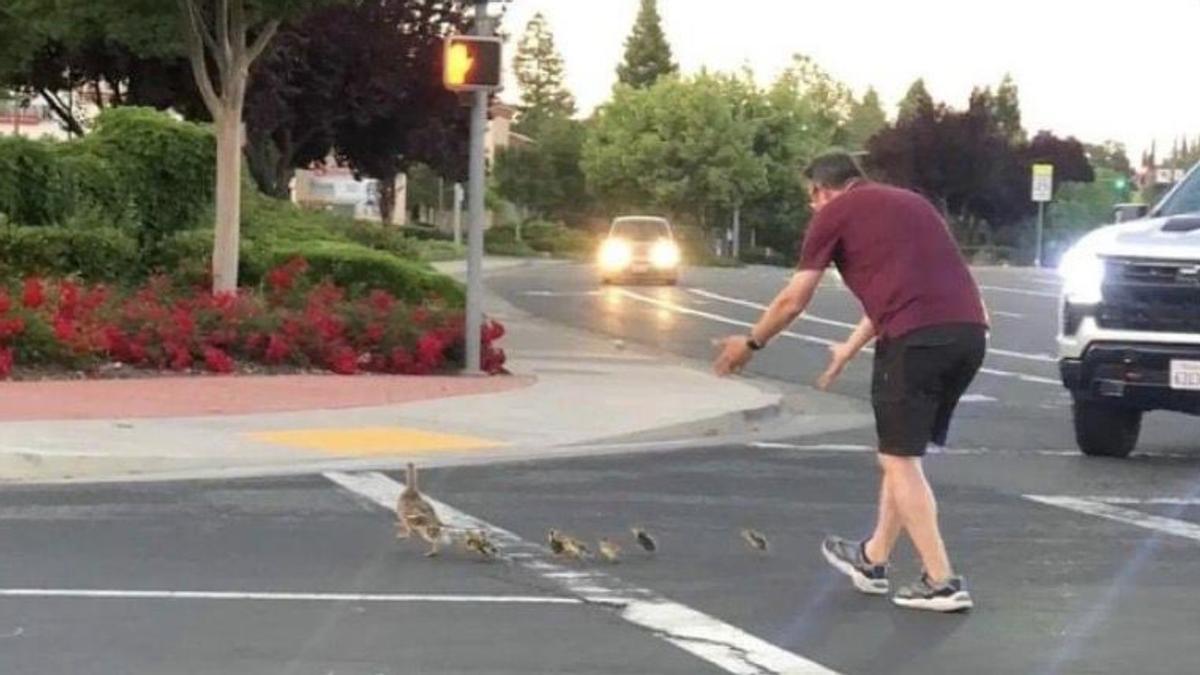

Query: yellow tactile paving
left=248, top=426, right=504, bottom=456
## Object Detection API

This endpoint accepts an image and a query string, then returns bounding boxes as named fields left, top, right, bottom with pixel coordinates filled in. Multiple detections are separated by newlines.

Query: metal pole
left=464, top=0, right=490, bottom=374
left=453, top=183, right=464, bottom=246
left=437, top=176, right=445, bottom=228
left=1035, top=201, right=1045, bottom=268
left=731, top=205, right=741, bottom=259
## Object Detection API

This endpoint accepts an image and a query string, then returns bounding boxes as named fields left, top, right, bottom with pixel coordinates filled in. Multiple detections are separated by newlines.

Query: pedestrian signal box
left=443, top=35, right=502, bottom=92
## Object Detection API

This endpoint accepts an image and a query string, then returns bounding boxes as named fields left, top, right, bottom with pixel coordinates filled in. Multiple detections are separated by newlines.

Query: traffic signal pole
left=464, top=0, right=491, bottom=375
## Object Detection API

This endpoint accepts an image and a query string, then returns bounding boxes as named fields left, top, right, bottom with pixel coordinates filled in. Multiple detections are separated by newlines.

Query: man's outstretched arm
left=713, top=269, right=824, bottom=376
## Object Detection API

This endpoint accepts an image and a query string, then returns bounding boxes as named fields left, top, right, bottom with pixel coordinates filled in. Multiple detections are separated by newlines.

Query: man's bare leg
left=879, top=454, right=952, bottom=582
left=864, top=462, right=903, bottom=565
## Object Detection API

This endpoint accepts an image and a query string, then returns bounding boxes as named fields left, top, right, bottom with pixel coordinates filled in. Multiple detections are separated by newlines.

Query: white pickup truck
left=1057, top=162, right=1200, bottom=457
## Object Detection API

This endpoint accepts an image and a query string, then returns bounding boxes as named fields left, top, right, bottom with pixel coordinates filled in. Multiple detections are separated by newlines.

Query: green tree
left=992, top=74, right=1025, bottom=144
left=1049, top=167, right=1131, bottom=238
left=897, top=78, right=934, bottom=124
left=494, top=116, right=588, bottom=223
left=843, top=87, right=888, bottom=150
left=1085, top=140, right=1133, bottom=176
left=739, top=60, right=850, bottom=254
left=583, top=73, right=765, bottom=227
left=616, top=0, right=677, bottom=89
left=512, top=12, right=575, bottom=128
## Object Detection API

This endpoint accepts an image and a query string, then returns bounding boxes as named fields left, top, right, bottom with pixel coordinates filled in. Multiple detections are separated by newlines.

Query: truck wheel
left=1072, top=400, right=1142, bottom=458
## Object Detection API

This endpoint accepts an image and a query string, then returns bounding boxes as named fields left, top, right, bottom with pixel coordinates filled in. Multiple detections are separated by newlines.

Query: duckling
left=547, top=529, right=566, bottom=556
left=598, top=538, right=622, bottom=563
left=464, top=530, right=498, bottom=560
left=741, top=528, right=769, bottom=553
left=631, top=527, right=657, bottom=554
left=397, top=463, right=444, bottom=557
left=560, top=535, right=590, bottom=560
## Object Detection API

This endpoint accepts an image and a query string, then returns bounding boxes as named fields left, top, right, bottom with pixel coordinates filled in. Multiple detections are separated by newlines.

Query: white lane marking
left=521, top=290, right=603, bottom=297
left=751, top=442, right=872, bottom=452
left=616, top=289, right=841, bottom=349
left=689, top=289, right=856, bottom=330
left=0, top=589, right=579, bottom=605
left=978, top=285, right=1058, bottom=299
left=749, top=442, right=988, bottom=456
left=990, top=311, right=1025, bottom=319
left=1024, top=496, right=1200, bottom=543
left=959, top=394, right=998, bottom=403
left=987, top=348, right=1056, bottom=363
left=978, top=367, right=1060, bottom=386
left=688, top=288, right=1057, bottom=364
left=750, top=443, right=1195, bottom=458
left=325, top=471, right=839, bottom=675
left=1073, top=497, right=1200, bottom=506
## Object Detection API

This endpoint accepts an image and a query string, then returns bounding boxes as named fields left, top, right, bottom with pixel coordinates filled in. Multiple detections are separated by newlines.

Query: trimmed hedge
left=0, top=226, right=139, bottom=282
left=256, top=241, right=465, bottom=307
left=84, top=107, right=215, bottom=243
left=0, top=136, right=70, bottom=227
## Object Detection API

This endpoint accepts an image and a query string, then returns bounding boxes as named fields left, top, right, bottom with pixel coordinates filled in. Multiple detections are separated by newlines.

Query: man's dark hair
left=803, top=151, right=866, bottom=189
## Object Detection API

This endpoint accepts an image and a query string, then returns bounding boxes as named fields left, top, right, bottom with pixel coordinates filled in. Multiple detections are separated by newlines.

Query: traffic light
left=443, top=35, right=502, bottom=92
left=1113, top=176, right=1129, bottom=191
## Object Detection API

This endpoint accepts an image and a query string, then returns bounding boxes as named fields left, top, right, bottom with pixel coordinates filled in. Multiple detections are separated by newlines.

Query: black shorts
left=871, top=323, right=987, bottom=457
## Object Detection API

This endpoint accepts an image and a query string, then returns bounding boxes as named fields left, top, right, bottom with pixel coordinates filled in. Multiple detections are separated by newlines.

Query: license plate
left=1170, top=360, right=1200, bottom=390
left=631, top=263, right=650, bottom=273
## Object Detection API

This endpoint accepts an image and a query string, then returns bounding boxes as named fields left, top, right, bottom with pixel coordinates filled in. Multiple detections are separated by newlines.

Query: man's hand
left=713, top=336, right=754, bottom=376
left=816, top=342, right=855, bottom=390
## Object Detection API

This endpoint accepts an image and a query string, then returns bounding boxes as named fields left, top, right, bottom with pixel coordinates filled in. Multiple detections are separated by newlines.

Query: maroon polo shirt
left=797, top=181, right=987, bottom=340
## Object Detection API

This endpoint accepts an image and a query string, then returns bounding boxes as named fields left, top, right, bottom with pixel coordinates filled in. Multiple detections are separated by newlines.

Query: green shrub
left=521, top=220, right=596, bottom=258
left=739, top=247, right=791, bottom=267
left=0, top=136, right=70, bottom=226
left=52, top=143, right=138, bottom=229
left=400, top=224, right=454, bottom=241
left=263, top=241, right=464, bottom=306
left=145, top=228, right=216, bottom=287
left=241, top=191, right=352, bottom=245
left=0, top=225, right=139, bottom=282
left=86, top=107, right=215, bottom=244
left=485, top=240, right=538, bottom=258
left=339, top=219, right=426, bottom=259
left=411, top=239, right=466, bottom=262
left=485, top=224, right=520, bottom=247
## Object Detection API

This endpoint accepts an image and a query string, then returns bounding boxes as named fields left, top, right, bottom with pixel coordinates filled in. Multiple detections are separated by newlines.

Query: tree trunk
left=212, top=111, right=243, bottom=293
left=378, top=173, right=397, bottom=225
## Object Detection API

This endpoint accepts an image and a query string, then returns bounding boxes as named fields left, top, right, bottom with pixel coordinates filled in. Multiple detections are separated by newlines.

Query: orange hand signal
left=446, top=43, right=475, bottom=86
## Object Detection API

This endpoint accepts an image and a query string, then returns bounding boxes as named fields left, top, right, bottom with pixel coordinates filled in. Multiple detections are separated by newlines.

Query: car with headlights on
left=597, top=216, right=682, bottom=285
left=1057, top=161, right=1200, bottom=457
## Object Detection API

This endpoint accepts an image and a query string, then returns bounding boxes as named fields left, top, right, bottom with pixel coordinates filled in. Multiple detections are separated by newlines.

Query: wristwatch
left=746, top=336, right=765, bottom=351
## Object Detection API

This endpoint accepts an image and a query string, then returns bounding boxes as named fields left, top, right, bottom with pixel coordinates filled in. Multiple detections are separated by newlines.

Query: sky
left=499, top=0, right=1199, bottom=163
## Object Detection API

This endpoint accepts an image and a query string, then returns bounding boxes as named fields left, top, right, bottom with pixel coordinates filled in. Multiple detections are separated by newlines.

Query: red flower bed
left=0, top=259, right=505, bottom=379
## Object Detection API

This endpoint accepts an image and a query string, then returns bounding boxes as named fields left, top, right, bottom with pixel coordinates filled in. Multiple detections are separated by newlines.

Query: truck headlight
left=1058, top=245, right=1105, bottom=305
left=651, top=240, right=681, bottom=269
left=599, top=238, right=632, bottom=271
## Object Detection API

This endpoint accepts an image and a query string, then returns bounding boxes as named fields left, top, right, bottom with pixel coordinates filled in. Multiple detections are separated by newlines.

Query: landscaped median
left=0, top=258, right=505, bottom=379
left=0, top=107, right=505, bottom=381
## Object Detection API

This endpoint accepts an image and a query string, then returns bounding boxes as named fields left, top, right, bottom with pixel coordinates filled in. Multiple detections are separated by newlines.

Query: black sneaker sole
left=821, top=543, right=889, bottom=595
left=893, top=591, right=974, bottom=613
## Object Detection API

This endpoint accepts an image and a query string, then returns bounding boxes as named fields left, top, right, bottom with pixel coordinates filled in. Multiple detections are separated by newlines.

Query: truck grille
left=1098, top=257, right=1200, bottom=332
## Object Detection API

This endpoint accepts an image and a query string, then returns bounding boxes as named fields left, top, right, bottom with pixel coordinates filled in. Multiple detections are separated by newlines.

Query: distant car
left=597, top=216, right=682, bottom=285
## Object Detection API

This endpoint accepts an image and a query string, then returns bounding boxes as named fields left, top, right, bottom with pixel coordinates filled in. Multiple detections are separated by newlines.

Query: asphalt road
left=3, top=261, right=1200, bottom=675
